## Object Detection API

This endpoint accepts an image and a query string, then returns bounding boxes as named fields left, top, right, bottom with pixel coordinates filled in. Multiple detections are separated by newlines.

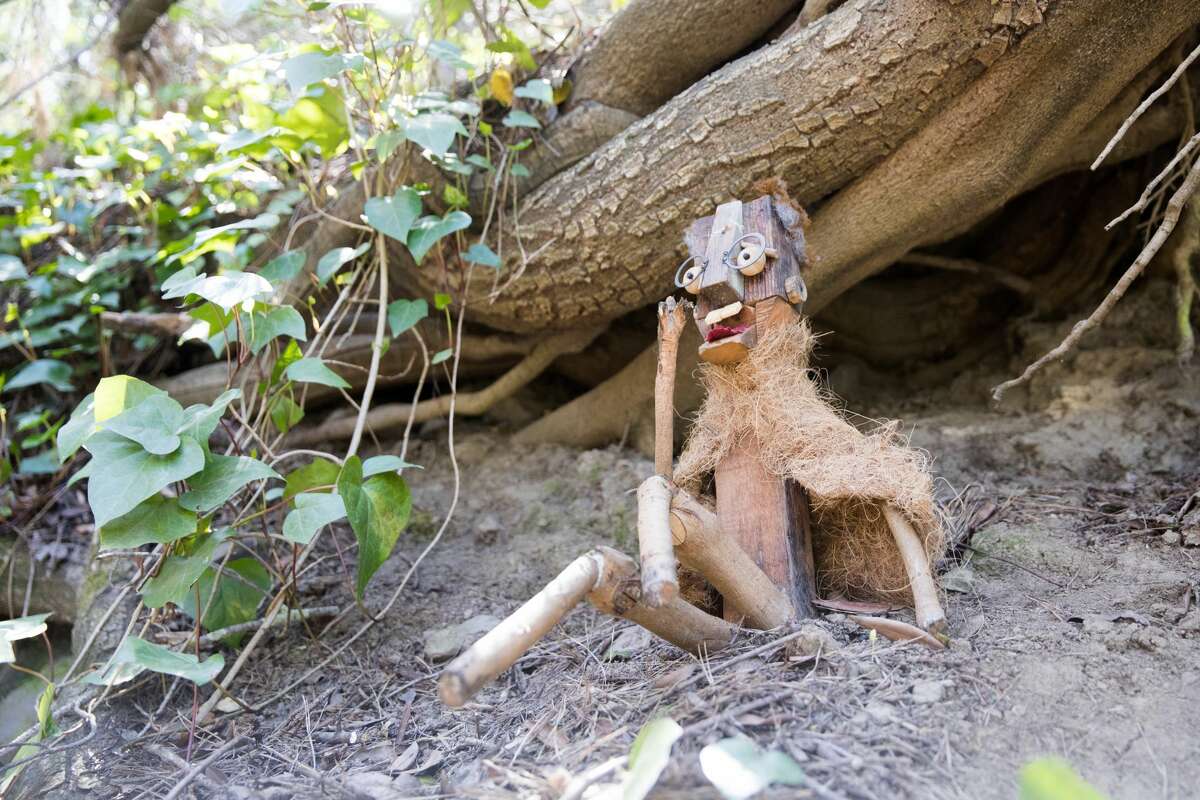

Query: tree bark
left=114, top=0, right=177, bottom=54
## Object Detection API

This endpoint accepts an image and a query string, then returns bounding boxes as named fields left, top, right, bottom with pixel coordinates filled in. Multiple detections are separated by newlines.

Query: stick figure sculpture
left=439, top=186, right=947, bottom=708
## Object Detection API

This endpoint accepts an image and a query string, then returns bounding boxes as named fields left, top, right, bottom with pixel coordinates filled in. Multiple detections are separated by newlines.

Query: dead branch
left=897, top=253, right=1033, bottom=294
left=881, top=505, right=946, bottom=634
left=848, top=615, right=946, bottom=651
left=1173, top=202, right=1200, bottom=362
left=636, top=475, right=678, bottom=607
left=654, top=297, right=690, bottom=476
left=993, top=155, right=1200, bottom=400
left=100, top=310, right=192, bottom=337
left=286, top=326, right=603, bottom=445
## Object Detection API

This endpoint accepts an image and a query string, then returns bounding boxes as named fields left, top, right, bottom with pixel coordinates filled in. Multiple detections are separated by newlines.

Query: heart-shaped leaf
left=4, top=359, right=73, bottom=393
left=316, top=242, right=370, bottom=286
left=100, top=495, right=197, bottom=549
left=404, top=112, right=466, bottom=155
left=462, top=242, right=500, bottom=269
left=407, top=211, right=471, bottom=265
left=285, top=357, right=350, bottom=389
left=84, top=636, right=224, bottom=686
left=140, top=529, right=228, bottom=608
left=338, top=456, right=411, bottom=599
left=178, top=558, right=272, bottom=644
left=699, top=736, right=806, bottom=800
left=103, top=393, right=186, bottom=455
left=259, top=249, right=306, bottom=284
left=364, top=188, right=421, bottom=243
left=179, top=454, right=280, bottom=513
left=386, top=298, right=428, bottom=338
left=514, top=79, right=553, bottom=104
left=277, top=86, right=349, bottom=156
left=284, top=457, right=341, bottom=500
left=82, top=430, right=206, bottom=527
left=362, top=454, right=421, bottom=476
left=502, top=110, right=541, bottom=129
left=283, top=50, right=364, bottom=94
left=283, top=492, right=347, bottom=544
left=178, top=388, right=242, bottom=444
left=0, top=614, right=51, bottom=663
left=0, top=254, right=27, bottom=281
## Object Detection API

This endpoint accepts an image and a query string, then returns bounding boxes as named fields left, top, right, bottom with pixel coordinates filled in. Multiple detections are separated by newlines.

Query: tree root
left=1174, top=202, right=1200, bottom=363
left=284, top=326, right=605, bottom=446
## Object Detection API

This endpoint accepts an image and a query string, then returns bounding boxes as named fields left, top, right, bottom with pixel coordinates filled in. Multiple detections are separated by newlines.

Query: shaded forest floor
left=12, top=280, right=1200, bottom=799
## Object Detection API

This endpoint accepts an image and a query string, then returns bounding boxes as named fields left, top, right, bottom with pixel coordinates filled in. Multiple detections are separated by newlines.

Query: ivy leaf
left=269, top=393, right=304, bottom=434
left=698, top=736, right=806, bottom=800
left=316, top=242, right=370, bottom=286
left=386, top=298, right=428, bottom=338
left=0, top=254, right=28, bottom=281
left=140, top=529, right=228, bottom=608
left=178, top=389, right=242, bottom=444
left=283, top=493, right=347, bottom=544
left=338, top=456, right=411, bottom=599
left=362, top=454, right=421, bottom=476
left=428, top=39, right=471, bottom=70
left=403, top=112, right=467, bottom=155
left=259, top=249, right=306, bottom=284
left=82, top=430, right=206, bottom=527
left=4, top=359, right=73, bottom=393
left=277, top=86, right=350, bottom=157
left=100, top=495, right=197, bottom=549
left=284, top=457, right=340, bottom=500
left=283, top=51, right=364, bottom=94
left=431, top=348, right=452, bottom=365
left=407, top=211, right=471, bottom=265
left=0, top=613, right=51, bottom=663
left=374, top=130, right=406, bottom=163
left=502, top=110, right=541, bottom=129
left=364, top=188, right=421, bottom=243
left=83, top=636, right=224, bottom=687
left=212, top=306, right=307, bottom=356
left=103, top=393, right=185, bottom=455
left=1018, top=758, right=1107, bottom=800
left=193, top=271, right=273, bottom=312
left=514, top=79, right=553, bottom=104
left=622, top=718, right=683, bottom=800
left=179, top=454, right=280, bottom=514
left=284, top=357, right=350, bottom=389
left=217, top=127, right=282, bottom=156
left=57, top=393, right=96, bottom=461
left=463, top=242, right=500, bottom=269
left=178, top=559, right=272, bottom=645
left=93, top=375, right=164, bottom=423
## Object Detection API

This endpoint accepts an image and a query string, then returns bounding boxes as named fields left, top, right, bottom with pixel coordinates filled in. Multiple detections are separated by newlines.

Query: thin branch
left=1105, top=131, right=1200, bottom=230
left=898, top=252, right=1033, bottom=294
left=993, top=155, right=1200, bottom=400
left=1092, top=41, right=1200, bottom=170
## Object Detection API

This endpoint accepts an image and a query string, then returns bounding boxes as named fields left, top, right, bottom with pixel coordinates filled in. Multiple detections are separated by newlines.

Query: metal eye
left=674, top=256, right=705, bottom=294
left=724, top=232, right=767, bottom=276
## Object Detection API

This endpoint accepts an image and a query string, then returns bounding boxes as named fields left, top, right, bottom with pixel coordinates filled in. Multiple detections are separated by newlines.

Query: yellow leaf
left=490, top=68, right=514, bottom=107
left=552, top=78, right=573, bottom=106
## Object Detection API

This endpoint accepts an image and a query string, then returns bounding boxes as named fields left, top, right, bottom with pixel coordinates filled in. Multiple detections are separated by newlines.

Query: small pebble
left=911, top=679, right=947, bottom=704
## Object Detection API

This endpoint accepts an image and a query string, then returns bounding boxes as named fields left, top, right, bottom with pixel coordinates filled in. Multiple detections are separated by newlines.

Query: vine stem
left=345, top=234, right=389, bottom=458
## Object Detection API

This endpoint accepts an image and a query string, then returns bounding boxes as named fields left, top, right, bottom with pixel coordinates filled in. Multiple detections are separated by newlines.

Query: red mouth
left=706, top=323, right=750, bottom=343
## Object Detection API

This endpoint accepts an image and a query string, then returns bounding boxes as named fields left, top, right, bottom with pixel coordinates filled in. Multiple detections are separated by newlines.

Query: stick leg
left=882, top=505, right=947, bottom=635
left=439, top=553, right=602, bottom=707
left=638, top=475, right=678, bottom=606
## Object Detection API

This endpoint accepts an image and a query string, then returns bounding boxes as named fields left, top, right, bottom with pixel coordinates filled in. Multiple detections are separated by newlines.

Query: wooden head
left=676, top=195, right=809, bottom=365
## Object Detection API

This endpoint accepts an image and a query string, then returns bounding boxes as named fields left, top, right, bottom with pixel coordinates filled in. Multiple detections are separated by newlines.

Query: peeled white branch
left=636, top=475, right=678, bottom=607
left=882, top=504, right=946, bottom=634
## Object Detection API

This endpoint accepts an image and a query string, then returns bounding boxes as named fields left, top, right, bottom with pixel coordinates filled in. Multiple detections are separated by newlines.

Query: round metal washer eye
left=725, top=232, right=767, bottom=276
left=674, top=256, right=704, bottom=294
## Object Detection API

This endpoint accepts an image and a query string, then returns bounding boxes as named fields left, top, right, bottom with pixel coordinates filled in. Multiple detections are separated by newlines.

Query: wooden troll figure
left=439, top=188, right=947, bottom=708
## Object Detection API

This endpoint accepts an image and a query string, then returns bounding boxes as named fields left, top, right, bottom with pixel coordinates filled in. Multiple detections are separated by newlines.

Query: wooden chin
left=698, top=327, right=756, bottom=365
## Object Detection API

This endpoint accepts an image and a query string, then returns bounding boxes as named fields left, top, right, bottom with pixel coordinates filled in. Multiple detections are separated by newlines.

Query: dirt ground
left=9, top=279, right=1200, bottom=799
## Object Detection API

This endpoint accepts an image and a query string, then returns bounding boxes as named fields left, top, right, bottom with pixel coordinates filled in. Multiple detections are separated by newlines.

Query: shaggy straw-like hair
left=675, top=320, right=944, bottom=602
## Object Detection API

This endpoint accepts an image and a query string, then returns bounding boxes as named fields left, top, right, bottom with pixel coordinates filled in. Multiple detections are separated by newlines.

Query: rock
left=1161, top=530, right=1181, bottom=546
left=604, top=626, right=652, bottom=660
left=940, top=565, right=976, bottom=594
left=911, top=679, right=948, bottom=704
left=789, top=623, right=838, bottom=658
left=1184, top=529, right=1200, bottom=547
left=1177, top=610, right=1200, bottom=633
left=1081, top=615, right=1115, bottom=635
left=422, top=614, right=501, bottom=661
left=865, top=700, right=895, bottom=723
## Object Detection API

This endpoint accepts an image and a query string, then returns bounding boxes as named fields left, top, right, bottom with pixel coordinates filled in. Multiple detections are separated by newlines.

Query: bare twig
left=161, top=735, right=247, bottom=800
left=992, top=156, right=1200, bottom=400
left=898, top=252, right=1033, bottom=294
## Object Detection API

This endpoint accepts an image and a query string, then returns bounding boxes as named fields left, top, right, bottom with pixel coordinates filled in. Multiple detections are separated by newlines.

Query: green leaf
left=57, top=393, right=96, bottom=461
left=508, top=163, right=530, bottom=178
left=698, top=736, right=806, bottom=800
left=428, top=39, right=471, bottom=70
left=283, top=492, right=347, bottom=544
left=375, top=130, right=407, bottom=163
left=278, top=86, right=350, bottom=157
left=82, top=430, right=206, bottom=527
left=285, top=357, right=350, bottom=389
left=285, top=458, right=340, bottom=501
left=4, top=359, right=73, bottom=393
left=212, top=306, right=307, bottom=357
left=100, top=495, right=197, bottom=549
left=362, top=455, right=421, bottom=476
left=1019, top=758, right=1108, bottom=800
left=514, top=79, right=553, bottom=104
left=193, top=271, right=274, bottom=311
left=431, top=348, right=452, bottom=364
left=179, top=454, right=279, bottom=513
left=386, top=298, right=428, bottom=338
left=103, top=393, right=185, bottom=455
left=0, top=613, right=51, bottom=663
left=0, top=255, right=28, bottom=281
left=94, top=375, right=164, bottom=423
left=217, top=127, right=282, bottom=156
left=84, top=636, right=224, bottom=686
left=259, top=249, right=306, bottom=284
left=316, top=242, right=370, bottom=286
left=269, top=393, right=305, bottom=434
left=178, top=388, right=242, bottom=444
left=434, top=292, right=452, bottom=310
left=502, top=110, right=541, bottom=129
left=407, top=211, right=471, bottom=265
left=623, top=717, right=683, bottom=800
left=337, top=456, right=411, bottom=599
left=179, top=558, right=272, bottom=645
left=404, top=112, right=467, bottom=155
left=463, top=242, right=500, bottom=268
left=141, top=529, right=227, bottom=608
left=283, top=51, right=363, bottom=94
left=364, top=187, right=421, bottom=243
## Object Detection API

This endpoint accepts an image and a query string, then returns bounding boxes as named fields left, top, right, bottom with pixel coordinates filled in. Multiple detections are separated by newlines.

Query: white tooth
left=704, top=301, right=743, bottom=326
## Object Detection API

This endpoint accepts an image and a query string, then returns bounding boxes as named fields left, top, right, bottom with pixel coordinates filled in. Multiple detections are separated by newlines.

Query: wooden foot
left=882, top=504, right=947, bottom=635
left=668, top=488, right=793, bottom=630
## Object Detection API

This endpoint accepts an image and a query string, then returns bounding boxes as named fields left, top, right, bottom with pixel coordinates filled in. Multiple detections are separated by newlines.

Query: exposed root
left=993, top=155, right=1200, bottom=400
left=897, top=252, right=1033, bottom=295
left=286, top=326, right=604, bottom=445
left=1174, top=201, right=1200, bottom=363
